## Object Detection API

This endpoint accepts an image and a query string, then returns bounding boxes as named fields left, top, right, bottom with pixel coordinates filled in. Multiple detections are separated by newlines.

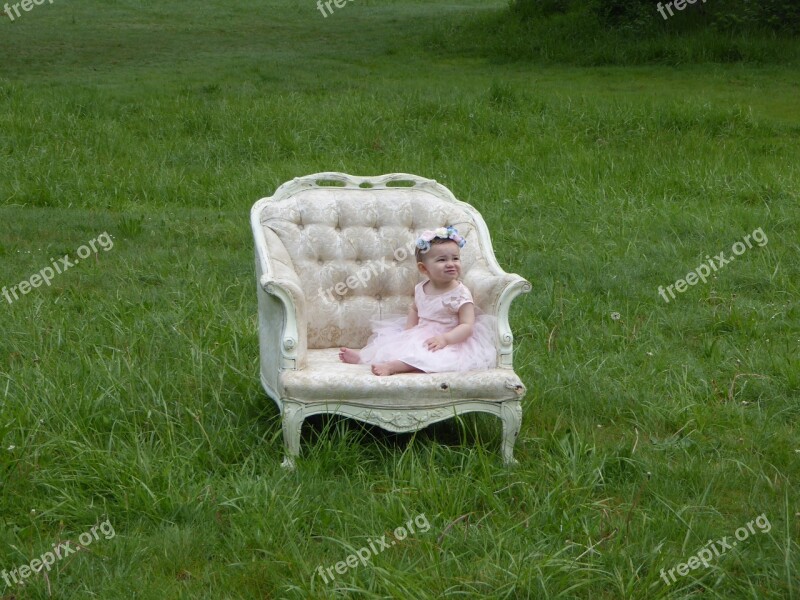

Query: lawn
left=0, top=0, right=798, bottom=598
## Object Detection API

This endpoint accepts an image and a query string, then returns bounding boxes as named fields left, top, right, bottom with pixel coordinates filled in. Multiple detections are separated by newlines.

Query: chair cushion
left=280, top=349, right=526, bottom=407
left=259, top=187, right=493, bottom=349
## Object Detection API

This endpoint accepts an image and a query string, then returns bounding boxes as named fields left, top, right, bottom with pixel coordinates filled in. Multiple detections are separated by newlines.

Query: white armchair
left=251, top=173, right=531, bottom=468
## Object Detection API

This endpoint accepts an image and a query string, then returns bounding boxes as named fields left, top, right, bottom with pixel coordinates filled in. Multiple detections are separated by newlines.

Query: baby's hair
left=415, top=237, right=461, bottom=263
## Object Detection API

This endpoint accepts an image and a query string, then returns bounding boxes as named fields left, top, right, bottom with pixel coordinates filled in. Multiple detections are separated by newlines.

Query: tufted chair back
left=256, top=174, right=495, bottom=349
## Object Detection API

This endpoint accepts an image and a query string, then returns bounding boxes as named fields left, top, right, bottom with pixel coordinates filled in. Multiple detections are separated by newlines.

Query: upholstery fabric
left=281, top=349, right=526, bottom=406
left=259, top=188, right=492, bottom=349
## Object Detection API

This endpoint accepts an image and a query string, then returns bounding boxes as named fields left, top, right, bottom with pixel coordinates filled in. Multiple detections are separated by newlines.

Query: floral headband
left=415, top=226, right=466, bottom=253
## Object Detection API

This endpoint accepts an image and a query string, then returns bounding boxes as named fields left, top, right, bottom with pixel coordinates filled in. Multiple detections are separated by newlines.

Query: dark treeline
left=511, top=0, right=800, bottom=34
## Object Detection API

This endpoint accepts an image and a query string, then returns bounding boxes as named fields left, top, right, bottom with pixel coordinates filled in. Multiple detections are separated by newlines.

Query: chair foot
left=281, top=402, right=303, bottom=469
left=500, top=401, right=522, bottom=466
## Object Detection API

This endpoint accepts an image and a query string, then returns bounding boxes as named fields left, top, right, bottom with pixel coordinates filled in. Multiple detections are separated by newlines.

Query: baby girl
left=339, top=226, right=496, bottom=376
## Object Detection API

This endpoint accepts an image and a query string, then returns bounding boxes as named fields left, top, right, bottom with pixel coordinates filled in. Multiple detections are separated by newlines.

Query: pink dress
left=359, top=280, right=497, bottom=372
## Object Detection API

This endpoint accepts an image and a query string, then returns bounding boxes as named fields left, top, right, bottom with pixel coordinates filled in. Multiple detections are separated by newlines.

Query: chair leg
left=500, top=401, right=522, bottom=466
left=281, top=402, right=304, bottom=470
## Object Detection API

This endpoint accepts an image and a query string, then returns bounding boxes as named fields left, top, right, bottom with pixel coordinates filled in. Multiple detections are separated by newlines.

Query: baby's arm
left=425, top=303, right=475, bottom=351
left=446, top=303, right=475, bottom=344
left=404, top=302, right=419, bottom=330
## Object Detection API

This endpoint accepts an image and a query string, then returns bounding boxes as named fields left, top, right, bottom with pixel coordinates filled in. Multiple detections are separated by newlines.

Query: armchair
left=251, top=173, right=531, bottom=468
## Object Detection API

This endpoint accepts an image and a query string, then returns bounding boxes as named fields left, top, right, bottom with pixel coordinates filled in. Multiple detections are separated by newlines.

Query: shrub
left=509, top=0, right=800, bottom=33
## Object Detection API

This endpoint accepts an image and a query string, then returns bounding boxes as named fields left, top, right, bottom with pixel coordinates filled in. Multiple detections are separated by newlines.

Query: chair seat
left=280, top=349, right=526, bottom=408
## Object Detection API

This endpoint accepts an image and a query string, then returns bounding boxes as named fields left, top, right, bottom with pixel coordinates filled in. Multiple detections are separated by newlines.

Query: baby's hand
left=424, top=335, right=448, bottom=352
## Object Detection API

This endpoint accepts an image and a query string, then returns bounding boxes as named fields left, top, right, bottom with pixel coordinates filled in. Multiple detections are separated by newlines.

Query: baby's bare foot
left=339, top=347, right=361, bottom=364
left=371, top=362, right=396, bottom=376
left=372, top=360, right=419, bottom=376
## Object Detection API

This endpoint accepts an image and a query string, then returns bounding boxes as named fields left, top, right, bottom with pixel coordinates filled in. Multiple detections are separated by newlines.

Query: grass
left=1, top=0, right=799, bottom=598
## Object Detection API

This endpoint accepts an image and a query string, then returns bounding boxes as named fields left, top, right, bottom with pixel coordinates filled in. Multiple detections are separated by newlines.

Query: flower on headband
left=415, top=226, right=466, bottom=253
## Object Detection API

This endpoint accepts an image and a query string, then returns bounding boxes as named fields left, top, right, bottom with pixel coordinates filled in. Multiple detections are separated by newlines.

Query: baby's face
left=419, top=241, right=461, bottom=284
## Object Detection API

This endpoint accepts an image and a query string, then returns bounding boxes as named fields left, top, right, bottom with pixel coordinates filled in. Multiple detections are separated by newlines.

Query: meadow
left=1, top=0, right=799, bottom=598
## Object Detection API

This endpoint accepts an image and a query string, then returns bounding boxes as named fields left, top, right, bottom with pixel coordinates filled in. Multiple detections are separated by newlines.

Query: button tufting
left=375, top=294, right=382, bottom=301
left=335, top=226, right=341, bottom=232
left=298, top=224, right=304, bottom=230
left=355, top=259, right=362, bottom=265
left=317, top=259, right=323, bottom=265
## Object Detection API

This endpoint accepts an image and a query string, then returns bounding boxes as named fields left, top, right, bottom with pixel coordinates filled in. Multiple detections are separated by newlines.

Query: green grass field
left=1, top=1, right=799, bottom=598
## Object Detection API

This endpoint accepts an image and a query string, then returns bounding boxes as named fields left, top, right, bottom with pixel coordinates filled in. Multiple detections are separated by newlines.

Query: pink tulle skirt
left=359, top=314, right=498, bottom=373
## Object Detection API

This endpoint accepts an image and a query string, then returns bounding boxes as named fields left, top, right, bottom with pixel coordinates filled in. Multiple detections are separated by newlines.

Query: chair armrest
left=252, top=219, right=308, bottom=398
left=258, top=262, right=308, bottom=365
left=463, top=267, right=531, bottom=369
